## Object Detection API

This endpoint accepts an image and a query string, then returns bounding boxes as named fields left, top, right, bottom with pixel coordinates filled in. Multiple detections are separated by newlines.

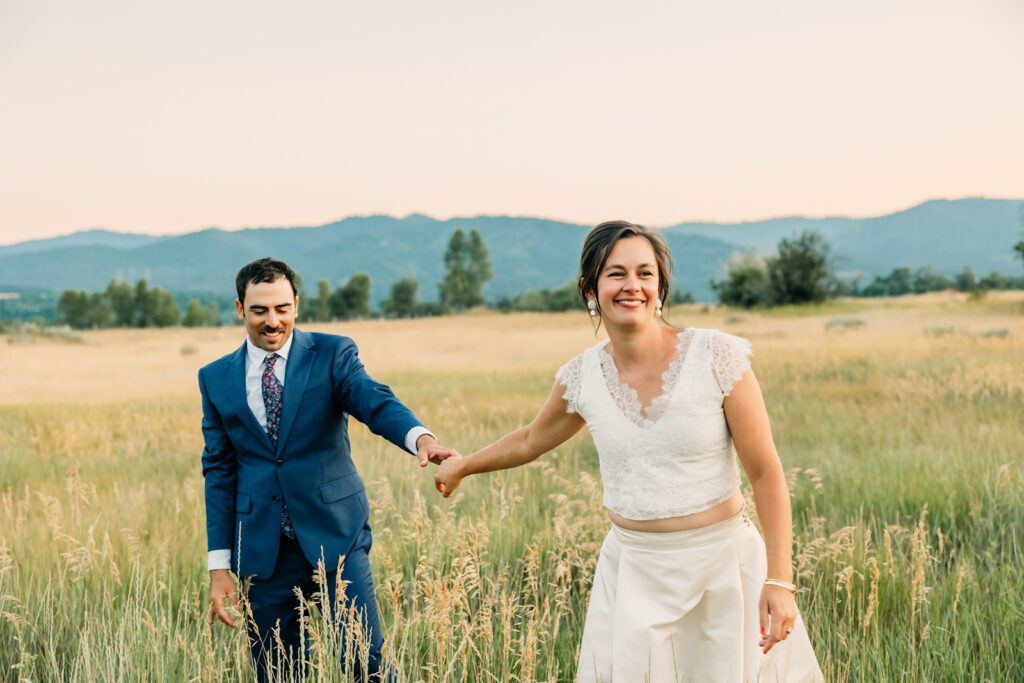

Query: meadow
left=2, top=293, right=1023, bottom=682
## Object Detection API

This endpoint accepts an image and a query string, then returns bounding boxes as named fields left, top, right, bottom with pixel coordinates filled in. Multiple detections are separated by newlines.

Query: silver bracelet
left=763, top=578, right=797, bottom=593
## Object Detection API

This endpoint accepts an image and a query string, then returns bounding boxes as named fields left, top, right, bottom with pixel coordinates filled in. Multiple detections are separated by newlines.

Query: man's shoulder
left=199, top=343, right=243, bottom=379
left=300, top=329, right=356, bottom=353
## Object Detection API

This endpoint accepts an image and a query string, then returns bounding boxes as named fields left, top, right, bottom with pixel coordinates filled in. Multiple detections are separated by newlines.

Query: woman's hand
left=758, top=584, right=798, bottom=654
left=434, top=456, right=465, bottom=498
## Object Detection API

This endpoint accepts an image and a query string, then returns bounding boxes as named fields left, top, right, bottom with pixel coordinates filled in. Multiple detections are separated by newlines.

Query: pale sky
left=1, top=0, right=1022, bottom=245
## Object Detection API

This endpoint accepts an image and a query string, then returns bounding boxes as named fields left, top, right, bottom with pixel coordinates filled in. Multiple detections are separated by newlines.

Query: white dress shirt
left=208, top=333, right=433, bottom=570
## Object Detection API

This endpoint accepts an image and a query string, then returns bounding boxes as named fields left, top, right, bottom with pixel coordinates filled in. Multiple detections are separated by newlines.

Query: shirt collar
left=245, top=331, right=294, bottom=368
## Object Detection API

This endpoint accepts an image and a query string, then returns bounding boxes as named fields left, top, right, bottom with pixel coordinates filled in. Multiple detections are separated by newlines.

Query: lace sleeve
left=707, top=330, right=753, bottom=397
left=554, top=354, right=585, bottom=415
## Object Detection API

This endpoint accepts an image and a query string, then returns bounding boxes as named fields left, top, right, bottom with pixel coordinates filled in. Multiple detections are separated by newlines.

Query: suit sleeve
left=199, top=368, right=237, bottom=552
left=332, top=338, right=425, bottom=451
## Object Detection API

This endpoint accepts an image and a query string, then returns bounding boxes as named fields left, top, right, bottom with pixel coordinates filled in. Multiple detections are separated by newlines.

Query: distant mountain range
left=2, top=198, right=1021, bottom=303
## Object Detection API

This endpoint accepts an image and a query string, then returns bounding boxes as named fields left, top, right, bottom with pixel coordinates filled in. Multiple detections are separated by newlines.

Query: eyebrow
left=248, top=302, right=293, bottom=310
left=603, top=262, right=655, bottom=271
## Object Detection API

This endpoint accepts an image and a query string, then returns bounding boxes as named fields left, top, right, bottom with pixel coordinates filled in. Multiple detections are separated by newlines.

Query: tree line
left=711, top=231, right=1024, bottom=308
left=49, top=228, right=495, bottom=329
left=33, top=224, right=1024, bottom=329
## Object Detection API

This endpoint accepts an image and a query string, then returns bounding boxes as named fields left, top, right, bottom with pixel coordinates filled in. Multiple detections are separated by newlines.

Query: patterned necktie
left=262, top=354, right=295, bottom=539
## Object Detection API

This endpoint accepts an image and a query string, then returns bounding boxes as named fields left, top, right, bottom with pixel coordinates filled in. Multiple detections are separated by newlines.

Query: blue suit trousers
left=244, top=523, right=389, bottom=682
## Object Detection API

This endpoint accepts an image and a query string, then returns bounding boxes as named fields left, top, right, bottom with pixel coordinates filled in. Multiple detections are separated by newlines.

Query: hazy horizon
left=4, top=194, right=1024, bottom=248
left=2, top=0, right=1022, bottom=245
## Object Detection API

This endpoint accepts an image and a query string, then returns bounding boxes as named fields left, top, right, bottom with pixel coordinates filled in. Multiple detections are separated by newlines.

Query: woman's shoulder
left=555, top=339, right=608, bottom=378
left=682, top=327, right=752, bottom=352
left=682, top=328, right=752, bottom=396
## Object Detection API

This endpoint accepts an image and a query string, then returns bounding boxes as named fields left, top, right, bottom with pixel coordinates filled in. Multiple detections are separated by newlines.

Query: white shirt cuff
left=404, top=426, right=434, bottom=455
left=208, top=549, right=231, bottom=571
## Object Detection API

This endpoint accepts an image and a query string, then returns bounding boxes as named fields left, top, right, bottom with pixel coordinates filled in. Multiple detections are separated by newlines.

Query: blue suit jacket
left=199, top=328, right=423, bottom=578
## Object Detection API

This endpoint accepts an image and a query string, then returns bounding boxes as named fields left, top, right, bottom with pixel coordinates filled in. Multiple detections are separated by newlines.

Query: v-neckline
left=597, top=328, right=696, bottom=429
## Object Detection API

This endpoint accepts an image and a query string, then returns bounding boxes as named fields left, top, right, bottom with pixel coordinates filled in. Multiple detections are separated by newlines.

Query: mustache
left=259, top=326, right=284, bottom=335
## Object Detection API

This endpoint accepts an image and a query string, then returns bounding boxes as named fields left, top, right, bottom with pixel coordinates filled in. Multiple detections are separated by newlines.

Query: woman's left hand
left=758, top=584, right=797, bottom=654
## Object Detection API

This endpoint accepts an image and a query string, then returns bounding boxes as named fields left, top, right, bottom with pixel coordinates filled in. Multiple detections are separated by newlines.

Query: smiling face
left=235, top=277, right=298, bottom=352
left=593, top=236, right=662, bottom=329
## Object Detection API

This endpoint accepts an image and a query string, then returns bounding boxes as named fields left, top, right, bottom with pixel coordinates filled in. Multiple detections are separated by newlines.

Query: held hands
left=758, top=583, right=798, bottom=654
left=208, top=569, right=240, bottom=628
left=415, top=433, right=465, bottom=496
left=415, top=434, right=461, bottom=467
left=434, top=456, right=465, bottom=498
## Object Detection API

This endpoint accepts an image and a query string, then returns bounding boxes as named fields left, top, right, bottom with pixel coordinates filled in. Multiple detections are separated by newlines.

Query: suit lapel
left=276, top=328, right=315, bottom=455
left=226, top=342, right=276, bottom=453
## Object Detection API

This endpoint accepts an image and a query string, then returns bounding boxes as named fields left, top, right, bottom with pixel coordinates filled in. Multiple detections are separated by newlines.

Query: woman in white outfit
left=434, top=221, right=823, bottom=682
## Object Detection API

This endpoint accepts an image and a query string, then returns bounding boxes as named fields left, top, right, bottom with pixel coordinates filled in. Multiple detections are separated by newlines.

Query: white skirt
left=576, top=509, right=824, bottom=683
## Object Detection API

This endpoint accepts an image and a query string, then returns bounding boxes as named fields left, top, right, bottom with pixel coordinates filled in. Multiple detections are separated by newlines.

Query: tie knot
left=265, top=353, right=278, bottom=370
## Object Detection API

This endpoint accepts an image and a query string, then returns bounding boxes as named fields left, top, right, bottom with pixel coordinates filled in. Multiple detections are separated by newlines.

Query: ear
left=235, top=298, right=244, bottom=320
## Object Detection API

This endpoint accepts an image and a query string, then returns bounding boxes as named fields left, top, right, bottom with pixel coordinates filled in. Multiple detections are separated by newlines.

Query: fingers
left=758, top=593, right=769, bottom=644
left=213, top=598, right=238, bottom=628
left=209, top=571, right=240, bottom=628
left=759, top=588, right=797, bottom=654
left=427, top=447, right=461, bottom=465
left=418, top=445, right=462, bottom=467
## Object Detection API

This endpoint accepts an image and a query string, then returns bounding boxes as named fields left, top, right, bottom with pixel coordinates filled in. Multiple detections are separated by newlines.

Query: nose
left=266, top=310, right=279, bottom=327
left=622, top=274, right=641, bottom=291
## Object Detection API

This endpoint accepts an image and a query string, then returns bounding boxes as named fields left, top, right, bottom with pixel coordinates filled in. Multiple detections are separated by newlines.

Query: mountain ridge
left=3, top=198, right=1021, bottom=303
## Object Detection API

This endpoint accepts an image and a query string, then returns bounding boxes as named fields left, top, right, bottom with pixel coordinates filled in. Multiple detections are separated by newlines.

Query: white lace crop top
left=555, top=328, right=752, bottom=520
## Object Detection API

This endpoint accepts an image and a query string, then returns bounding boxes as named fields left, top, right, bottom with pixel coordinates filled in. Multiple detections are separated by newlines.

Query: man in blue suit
left=200, top=257, right=456, bottom=681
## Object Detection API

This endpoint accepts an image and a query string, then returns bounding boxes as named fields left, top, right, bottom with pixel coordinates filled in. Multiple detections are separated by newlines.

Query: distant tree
left=383, top=277, right=419, bottom=317
left=205, top=301, right=221, bottom=326
left=440, top=228, right=492, bottom=311
left=89, top=292, right=112, bottom=328
left=504, top=281, right=579, bottom=312
left=183, top=299, right=209, bottom=327
left=954, top=266, right=977, bottom=293
left=106, top=279, right=135, bottom=326
left=57, top=290, right=93, bottom=329
left=765, top=231, right=834, bottom=305
left=888, top=267, right=913, bottom=296
left=330, top=273, right=372, bottom=319
left=670, top=289, right=696, bottom=305
left=148, top=287, right=181, bottom=327
left=134, top=279, right=152, bottom=327
left=1016, top=204, right=1024, bottom=267
left=911, top=267, right=954, bottom=294
left=314, top=279, right=331, bottom=322
left=710, top=253, right=770, bottom=308
left=861, top=267, right=912, bottom=297
left=467, top=229, right=493, bottom=302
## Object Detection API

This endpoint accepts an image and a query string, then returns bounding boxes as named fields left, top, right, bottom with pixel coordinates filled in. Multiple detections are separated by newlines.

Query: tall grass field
left=2, top=294, right=1022, bottom=681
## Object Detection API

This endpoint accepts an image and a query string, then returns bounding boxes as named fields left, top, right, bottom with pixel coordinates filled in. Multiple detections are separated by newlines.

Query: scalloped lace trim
left=597, top=329, right=695, bottom=429
left=555, top=354, right=585, bottom=415
left=707, top=331, right=753, bottom=397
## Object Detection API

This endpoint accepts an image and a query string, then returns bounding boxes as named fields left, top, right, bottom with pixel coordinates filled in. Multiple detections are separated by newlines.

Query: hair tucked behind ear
left=577, top=221, right=674, bottom=329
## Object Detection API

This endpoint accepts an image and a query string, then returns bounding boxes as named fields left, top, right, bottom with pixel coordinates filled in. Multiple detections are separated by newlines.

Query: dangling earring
left=655, top=299, right=663, bottom=317
left=587, top=299, right=598, bottom=317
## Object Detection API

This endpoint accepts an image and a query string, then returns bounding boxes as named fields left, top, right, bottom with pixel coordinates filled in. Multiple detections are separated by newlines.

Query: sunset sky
left=1, top=0, right=1022, bottom=245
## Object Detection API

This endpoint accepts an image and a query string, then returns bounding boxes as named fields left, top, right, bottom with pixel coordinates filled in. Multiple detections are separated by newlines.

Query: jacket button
left=271, top=496, right=279, bottom=503
left=275, top=458, right=283, bottom=467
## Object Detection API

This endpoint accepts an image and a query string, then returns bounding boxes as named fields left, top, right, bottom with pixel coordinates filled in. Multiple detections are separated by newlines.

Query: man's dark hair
left=235, top=257, right=298, bottom=303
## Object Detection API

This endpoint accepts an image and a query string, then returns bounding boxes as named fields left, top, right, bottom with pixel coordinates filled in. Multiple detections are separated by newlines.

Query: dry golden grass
left=2, top=294, right=1023, bottom=681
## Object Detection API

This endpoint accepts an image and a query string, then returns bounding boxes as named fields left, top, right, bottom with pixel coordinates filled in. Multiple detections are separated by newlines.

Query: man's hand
left=415, top=434, right=461, bottom=467
left=208, top=569, right=240, bottom=628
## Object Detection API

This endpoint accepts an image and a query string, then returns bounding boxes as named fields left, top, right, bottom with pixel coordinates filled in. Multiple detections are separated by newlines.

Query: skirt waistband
left=610, top=507, right=752, bottom=550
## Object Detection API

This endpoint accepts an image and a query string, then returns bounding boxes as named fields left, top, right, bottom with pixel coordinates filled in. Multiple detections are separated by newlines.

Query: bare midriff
left=606, top=489, right=745, bottom=532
